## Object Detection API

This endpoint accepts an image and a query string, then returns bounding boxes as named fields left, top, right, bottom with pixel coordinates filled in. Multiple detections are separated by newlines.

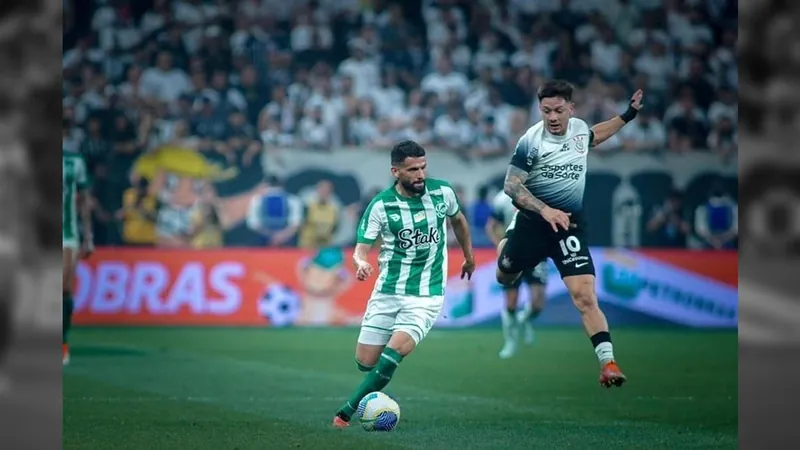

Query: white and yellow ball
left=356, top=392, right=400, bottom=431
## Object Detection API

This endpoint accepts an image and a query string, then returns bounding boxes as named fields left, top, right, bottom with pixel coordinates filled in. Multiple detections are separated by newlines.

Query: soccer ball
left=257, top=284, right=301, bottom=327
left=356, top=391, right=401, bottom=432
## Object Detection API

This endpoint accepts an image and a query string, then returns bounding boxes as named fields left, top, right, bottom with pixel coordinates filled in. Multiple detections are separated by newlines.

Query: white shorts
left=357, top=292, right=444, bottom=346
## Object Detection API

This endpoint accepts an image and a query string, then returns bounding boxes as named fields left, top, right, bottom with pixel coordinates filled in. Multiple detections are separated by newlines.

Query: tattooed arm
left=504, top=133, right=572, bottom=231
left=503, top=165, right=547, bottom=213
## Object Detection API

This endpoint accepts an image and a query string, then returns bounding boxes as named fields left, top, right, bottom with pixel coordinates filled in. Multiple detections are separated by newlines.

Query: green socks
left=63, top=292, right=74, bottom=344
left=338, top=348, right=403, bottom=420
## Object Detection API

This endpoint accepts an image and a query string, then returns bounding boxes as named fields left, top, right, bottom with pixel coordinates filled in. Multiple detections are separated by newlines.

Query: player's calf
left=564, top=275, right=625, bottom=386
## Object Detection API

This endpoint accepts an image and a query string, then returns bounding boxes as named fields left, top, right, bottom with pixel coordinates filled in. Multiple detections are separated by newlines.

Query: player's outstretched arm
left=590, top=89, right=643, bottom=147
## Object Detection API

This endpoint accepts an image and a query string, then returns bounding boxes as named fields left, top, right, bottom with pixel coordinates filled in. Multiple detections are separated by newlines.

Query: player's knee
left=354, top=347, right=381, bottom=369
left=495, top=268, right=520, bottom=286
left=355, top=357, right=376, bottom=372
left=387, top=330, right=417, bottom=357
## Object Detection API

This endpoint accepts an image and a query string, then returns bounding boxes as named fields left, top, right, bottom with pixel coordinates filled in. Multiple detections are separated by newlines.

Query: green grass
left=63, top=328, right=737, bottom=449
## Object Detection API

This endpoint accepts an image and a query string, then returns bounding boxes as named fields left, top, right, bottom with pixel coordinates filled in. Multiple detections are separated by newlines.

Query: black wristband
left=619, top=105, right=638, bottom=123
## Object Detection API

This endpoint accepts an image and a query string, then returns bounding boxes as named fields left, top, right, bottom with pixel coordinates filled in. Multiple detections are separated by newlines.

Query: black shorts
left=498, top=210, right=595, bottom=279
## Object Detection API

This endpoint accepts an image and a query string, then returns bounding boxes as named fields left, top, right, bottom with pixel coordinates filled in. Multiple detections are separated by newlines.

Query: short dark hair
left=537, top=79, right=574, bottom=102
left=391, top=140, right=426, bottom=165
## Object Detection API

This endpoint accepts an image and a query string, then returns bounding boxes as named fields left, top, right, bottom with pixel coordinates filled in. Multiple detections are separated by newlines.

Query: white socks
left=594, top=342, right=615, bottom=365
left=500, top=309, right=517, bottom=340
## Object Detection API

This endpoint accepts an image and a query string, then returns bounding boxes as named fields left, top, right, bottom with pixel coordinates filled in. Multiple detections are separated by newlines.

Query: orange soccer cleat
left=599, top=361, right=627, bottom=388
left=332, top=416, right=350, bottom=429
left=62, top=344, right=70, bottom=366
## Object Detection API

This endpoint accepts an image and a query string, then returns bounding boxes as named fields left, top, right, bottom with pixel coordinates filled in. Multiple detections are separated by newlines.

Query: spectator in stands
left=707, top=116, right=737, bottom=162
left=139, top=50, right=192, bottom=105
left=708, top=86, right=737, bottom=126
left=117, top=177, right=158, bottom=247
left=338, top=39, right=379, bottom=97
left=421, top=56, right=469, bottom=101
left=618, top=110, right=667, bottom=152
left=433, top=102, right=470, bottom=150
left=298, top=105, right=332, bottom=150
left=246, top=175, right=303, bottom=247
left=348, top=98, right=380, bottom=146
left=666, top=90, right=708, bottom=152
left=694, top=182, right=738, bottom=250
left=79, top=115, right=111, bottom=173
left=646, top=189, right=691, bottom=248
left=470, top=186, right=493, bottom=232
left=299, top=180, right=340, bottom=249
left=470, top=116, right=508, bottom=160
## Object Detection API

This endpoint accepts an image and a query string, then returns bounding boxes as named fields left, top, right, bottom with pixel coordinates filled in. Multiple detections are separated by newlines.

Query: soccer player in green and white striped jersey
left=332, top=140, right=475, bottom=428
left=62, top=146, right=93, bottom=366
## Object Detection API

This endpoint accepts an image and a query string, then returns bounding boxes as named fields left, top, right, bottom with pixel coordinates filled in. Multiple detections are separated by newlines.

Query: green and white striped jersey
left=357, top=179, right=460, bottom=297
left=62, top=151, right=89, bottom=240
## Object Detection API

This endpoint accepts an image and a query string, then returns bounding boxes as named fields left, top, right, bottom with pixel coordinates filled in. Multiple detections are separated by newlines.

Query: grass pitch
left=63, top=327, right=737, bottom=449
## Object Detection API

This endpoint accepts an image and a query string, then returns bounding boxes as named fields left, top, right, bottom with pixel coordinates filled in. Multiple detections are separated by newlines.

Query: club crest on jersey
left=435, top=202, right=448, bottom=218
left=573, top=135, right=586, bottom=153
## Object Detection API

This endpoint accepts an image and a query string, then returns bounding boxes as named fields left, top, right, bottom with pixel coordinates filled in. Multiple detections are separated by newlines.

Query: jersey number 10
left=558, top=236, right=582, bottom=256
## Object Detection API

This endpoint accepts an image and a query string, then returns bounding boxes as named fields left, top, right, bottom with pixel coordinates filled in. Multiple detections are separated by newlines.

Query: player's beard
left=401, top=179, right=426, bottom=195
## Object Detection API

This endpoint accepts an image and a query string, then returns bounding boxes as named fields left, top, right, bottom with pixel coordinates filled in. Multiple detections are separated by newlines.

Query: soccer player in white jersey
left=332, top=140, right=475, bottom=428
left=498, top=80, right=643, bottom=388
left=62, top=145, right=93, bottom=365
left=486, top=191, right=548, bottom=359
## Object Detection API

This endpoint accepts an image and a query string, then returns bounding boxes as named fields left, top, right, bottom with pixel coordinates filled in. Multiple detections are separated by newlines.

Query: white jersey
left=490, top=191, right=518, bottom=231
left=509, top=117, right=592, bottom=213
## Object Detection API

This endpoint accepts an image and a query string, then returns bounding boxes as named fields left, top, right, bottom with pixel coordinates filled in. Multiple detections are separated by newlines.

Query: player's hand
left=630, top=89, right=644, bottom=110
left=355, top=260, right=374, bottom=281
left=460, top=257, right=475, bottom=280
left=541, top=206, right=572, bottom=232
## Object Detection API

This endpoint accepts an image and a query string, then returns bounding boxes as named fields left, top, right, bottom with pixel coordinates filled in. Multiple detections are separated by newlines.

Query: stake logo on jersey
left=356, top=179, right=460, bottom=297
left=397, top=226, right=441, bottom=250
left=510, top=117, right=592, bottom=213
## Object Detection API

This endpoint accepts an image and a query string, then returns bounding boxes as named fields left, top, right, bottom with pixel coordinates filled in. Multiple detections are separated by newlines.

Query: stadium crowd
left=62, top=0, right=738, bottom=250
